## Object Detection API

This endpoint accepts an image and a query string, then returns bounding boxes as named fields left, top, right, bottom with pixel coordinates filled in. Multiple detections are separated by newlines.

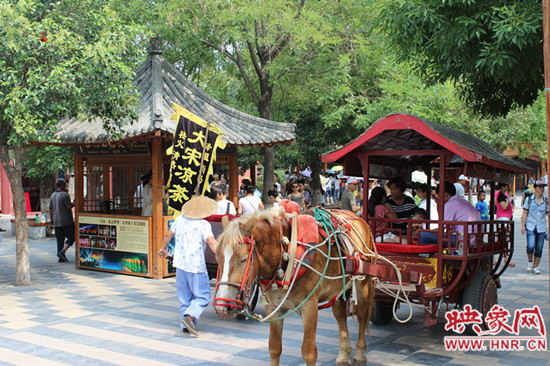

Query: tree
left=24, top=145, right=74, bottom=215
left=0, top=0, right=145, bottom=285
left=379, top=0, right=543, bottom=116
left=143, top=0, right=373, bottom=202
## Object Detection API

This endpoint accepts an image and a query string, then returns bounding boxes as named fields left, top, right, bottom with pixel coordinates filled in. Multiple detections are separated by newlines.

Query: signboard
left=78, top=215, right=150, bottom=275
left=75, top=142, right=149, bottom=156
left=465, top=163, right=514, bottom=184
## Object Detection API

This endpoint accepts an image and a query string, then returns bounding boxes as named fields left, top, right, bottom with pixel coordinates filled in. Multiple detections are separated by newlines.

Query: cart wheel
left=370, top=300, right=394, bottom=325
left=461, top=271, right=498, bottom=334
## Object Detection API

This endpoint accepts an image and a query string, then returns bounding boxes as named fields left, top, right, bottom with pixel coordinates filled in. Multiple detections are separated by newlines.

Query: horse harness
left=212, top=234, right=258, bottom=312
left=213, top=211, right=367, bottom=313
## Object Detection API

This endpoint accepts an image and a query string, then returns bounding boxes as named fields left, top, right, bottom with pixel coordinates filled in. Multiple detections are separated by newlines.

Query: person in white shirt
left=212, top=184, right=236, bottom=215
left=158, top=196, right=218, bottom=336
left=238, top=185, right=264, bottom=215
left=268, top=189, right=282, bottom=207
left=416, top=184, right=439, bottom=229
left=454, top=174, right=469, bottom=199
left=142, top=174, right=153, bottom=216
left=274, top=174, right=282, bottom=194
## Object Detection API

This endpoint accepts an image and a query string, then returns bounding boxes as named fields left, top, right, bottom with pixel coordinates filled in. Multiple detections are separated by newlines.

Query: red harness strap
left=212, top=235, right=256, bottom=311
left=318, top=295, right=339, bottom=310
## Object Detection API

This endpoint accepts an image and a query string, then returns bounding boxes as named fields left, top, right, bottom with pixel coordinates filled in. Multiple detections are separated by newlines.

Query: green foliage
left=24, top=145, right=73, bottom=178
left=0, top=0, right=147, bottom=145
left=379, top=0, right=543, bottom=116
left=474, top=93, right=547, bottom=157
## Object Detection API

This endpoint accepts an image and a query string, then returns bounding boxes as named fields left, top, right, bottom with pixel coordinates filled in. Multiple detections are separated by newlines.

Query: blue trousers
left=419, top=232, right=457, bottom=246
left=176, top=268, right=211, bottom=327
left=526, top=230, right=545, bottom=258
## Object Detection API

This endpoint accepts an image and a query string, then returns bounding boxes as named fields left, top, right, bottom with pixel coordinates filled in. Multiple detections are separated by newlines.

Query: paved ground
left=0, top=202, right=548, bottom=366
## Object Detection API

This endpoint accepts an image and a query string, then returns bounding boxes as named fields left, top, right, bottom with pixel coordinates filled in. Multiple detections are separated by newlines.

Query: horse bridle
left=212, top=234, right=258, bottom=312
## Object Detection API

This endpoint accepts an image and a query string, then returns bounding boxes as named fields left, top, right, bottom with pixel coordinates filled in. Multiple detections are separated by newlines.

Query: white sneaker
left=527, top=263, right=533, bottom=272
left=532, top=267, right=541, bottom=274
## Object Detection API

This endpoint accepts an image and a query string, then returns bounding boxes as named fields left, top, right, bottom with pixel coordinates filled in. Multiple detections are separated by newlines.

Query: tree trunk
left=0, top=143, right=30, bottom=285
left=263, top=147, right=274, bottom=203
left=258, top=95, right=274, bottom=204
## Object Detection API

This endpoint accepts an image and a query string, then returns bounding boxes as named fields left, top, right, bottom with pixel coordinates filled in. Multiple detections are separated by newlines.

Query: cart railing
left=367, top=217, right=513, bottom=284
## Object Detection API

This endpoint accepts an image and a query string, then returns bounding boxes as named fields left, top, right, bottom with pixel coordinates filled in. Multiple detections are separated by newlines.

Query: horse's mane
left=218, top=206, right=287, bottom=251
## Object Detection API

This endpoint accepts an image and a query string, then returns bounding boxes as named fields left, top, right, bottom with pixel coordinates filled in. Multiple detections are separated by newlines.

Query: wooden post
left=74, top=150, right=84, bottom=268
left=103, top=164, right=110, bottom=212
left=360, top=155, right=369, bottom=220
left=229, top=152, right=239, bottom=207
left=151, top=137, right=164, bottom=279
left=543, top=0, right=550, bottom=304
left=128, top=166, right=135, bottom=211
left=74, top=151, right=84, bottom=213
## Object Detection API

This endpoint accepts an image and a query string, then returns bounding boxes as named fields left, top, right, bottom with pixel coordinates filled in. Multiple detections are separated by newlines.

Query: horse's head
left=213, top=208, right=286, bottom=319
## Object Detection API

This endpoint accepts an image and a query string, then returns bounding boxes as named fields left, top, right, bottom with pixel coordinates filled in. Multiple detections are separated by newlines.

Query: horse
left=213, top=207, right=375, bottom=366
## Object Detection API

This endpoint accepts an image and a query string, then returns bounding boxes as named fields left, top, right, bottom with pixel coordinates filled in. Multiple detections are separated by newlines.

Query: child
left=476, top=191, right=489, bottom=221
left=367, top=187, right=399, bottom=242
left=410, top=208, right=428, bottom=240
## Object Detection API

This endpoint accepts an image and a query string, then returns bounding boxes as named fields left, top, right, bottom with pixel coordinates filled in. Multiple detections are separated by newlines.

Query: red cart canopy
left=322, top=113, right=529, bottom=182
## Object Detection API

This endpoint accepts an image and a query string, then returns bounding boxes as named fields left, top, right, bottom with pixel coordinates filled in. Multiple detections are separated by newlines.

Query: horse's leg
left=331, top=297, right=352, bottom=365
left=298, top=299, right=319, bottom=366
left=352, top=278, right=374, bottom=366
left=267, top=305, right=284, bottom=366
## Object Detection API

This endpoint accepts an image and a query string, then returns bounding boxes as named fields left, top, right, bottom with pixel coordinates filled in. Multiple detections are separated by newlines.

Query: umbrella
left=301, top=169, right=312, bottom=177
left=328, top=165, right=343, bottom=173
left=412, top=170, right=427, bottom=183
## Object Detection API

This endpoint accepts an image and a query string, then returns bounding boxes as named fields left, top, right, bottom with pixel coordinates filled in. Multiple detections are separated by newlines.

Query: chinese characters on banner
left=166, top=103, right=226, bottom=213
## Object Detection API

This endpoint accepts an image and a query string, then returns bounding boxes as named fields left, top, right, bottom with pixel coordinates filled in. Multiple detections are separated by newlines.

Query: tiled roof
left=53, top=52, right=295, bottom=146
left=323, top=113, right=529, bottom=173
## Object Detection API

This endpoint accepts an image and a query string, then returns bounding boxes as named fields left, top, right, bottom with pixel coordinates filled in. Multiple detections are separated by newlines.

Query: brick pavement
left=0, top=204, right=548, bottom=366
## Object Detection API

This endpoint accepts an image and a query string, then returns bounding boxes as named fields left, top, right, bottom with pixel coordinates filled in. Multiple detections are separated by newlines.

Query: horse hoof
left=351, top=359, right=366, bottom=366
left=335, top=362, right=351, bottom=366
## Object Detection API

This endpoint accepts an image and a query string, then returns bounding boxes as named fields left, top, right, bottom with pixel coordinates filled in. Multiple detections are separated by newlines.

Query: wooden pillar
left=360, top=155, right=369, bottom=220
left=74, top=150, right=84, bottom=269
left=74, top=152, right=84, bottom=213
left=151, top=137, right=164, bottom=279
left=103, top=164, right=110, bottom=207
left=489, top=181, right=496, bottom=220
left=436, top=154, right=447, bottom=289
left=229, top=151, right=238, bottom=206
left=544, top=0, right=550, bottom=309
left=128, top=166, right=135, bottom=211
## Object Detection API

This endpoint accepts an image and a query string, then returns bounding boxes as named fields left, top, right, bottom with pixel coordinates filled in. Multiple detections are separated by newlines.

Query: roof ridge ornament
left=149, top=37, right=163, bottom=56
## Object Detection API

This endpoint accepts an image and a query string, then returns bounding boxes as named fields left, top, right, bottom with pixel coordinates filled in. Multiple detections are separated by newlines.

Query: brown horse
left=213, top=207, right=375, bottom=366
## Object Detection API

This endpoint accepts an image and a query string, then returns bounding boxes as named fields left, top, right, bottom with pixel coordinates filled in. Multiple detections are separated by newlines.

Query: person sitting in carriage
left=419, top=182, right=480, bottom=246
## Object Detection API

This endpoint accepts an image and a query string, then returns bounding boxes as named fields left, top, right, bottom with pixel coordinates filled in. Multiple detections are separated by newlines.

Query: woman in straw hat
left=158, top=196, right=218, bottom=336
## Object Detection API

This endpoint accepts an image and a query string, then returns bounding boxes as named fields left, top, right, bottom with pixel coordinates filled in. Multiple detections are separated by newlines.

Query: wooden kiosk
left=51, top=41, right=295, bottom=279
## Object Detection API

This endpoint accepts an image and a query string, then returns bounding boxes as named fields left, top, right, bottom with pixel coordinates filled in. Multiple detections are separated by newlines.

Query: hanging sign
left=166, top=103, right=226, bottom=213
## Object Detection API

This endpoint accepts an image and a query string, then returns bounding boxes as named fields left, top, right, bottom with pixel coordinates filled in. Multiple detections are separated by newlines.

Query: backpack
left=527, top=194, right=549, bottom=212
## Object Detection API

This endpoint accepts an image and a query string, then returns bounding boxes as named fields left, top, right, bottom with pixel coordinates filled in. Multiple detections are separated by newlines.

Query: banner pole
left=194, top=121, right=211, bottom=196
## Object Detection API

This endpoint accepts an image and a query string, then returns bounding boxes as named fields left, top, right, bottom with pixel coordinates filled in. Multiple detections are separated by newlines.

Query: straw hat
left=181, top=196, right=218, bottom=219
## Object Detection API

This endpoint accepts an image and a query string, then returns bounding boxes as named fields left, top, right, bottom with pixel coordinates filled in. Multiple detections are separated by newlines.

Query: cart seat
left=374, top=242, right=438, bottom=254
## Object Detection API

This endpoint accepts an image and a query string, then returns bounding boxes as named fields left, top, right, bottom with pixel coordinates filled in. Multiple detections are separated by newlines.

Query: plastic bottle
left=35, top=214, right=39, bottom=223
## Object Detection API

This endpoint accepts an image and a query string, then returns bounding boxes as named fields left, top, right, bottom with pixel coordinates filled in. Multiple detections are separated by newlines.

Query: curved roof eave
left=322, top=113, right=529, bottom=174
